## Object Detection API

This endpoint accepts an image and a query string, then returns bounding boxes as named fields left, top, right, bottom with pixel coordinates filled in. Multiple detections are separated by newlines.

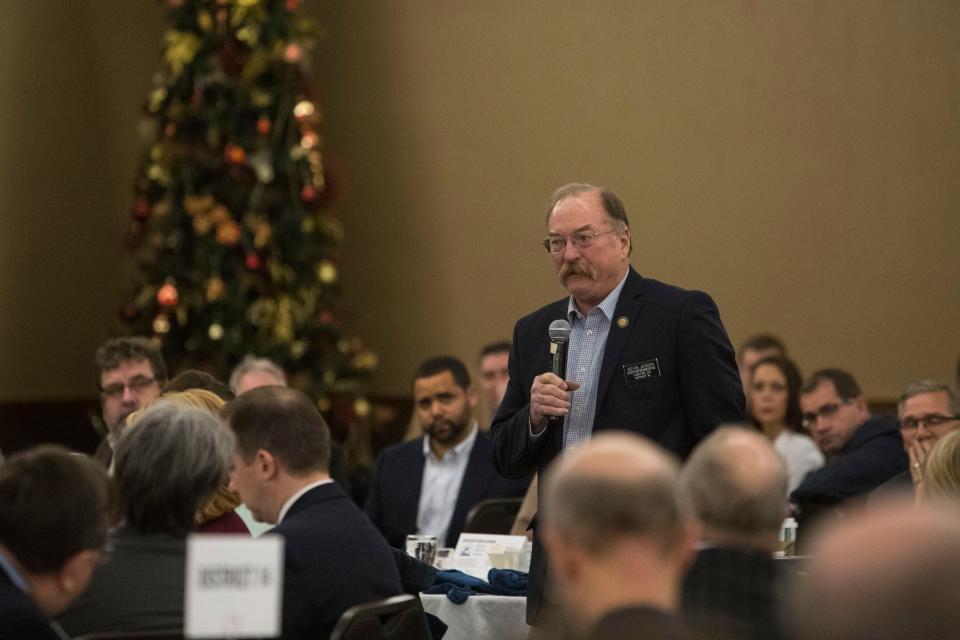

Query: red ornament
left=318, top=309, right=335, bottom=325
left=256, top=117, right=271, bottom=135
left=286, top=0, right=299, bottom=12
left=300, top=184, right=318, bottom=203
left=224, top=144, right=247, bottom=165
left=164, top=122, right=177, bottom=137
left=132, top=198, right=151, bottom=220
left=156, top=283, right=179, bottom=307
left=283, top=43, right=302, bottom=64
left=245, top=252, right=262, bottom=271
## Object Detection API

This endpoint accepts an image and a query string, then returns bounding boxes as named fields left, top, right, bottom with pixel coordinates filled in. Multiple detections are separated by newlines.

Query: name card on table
left=452, top=533, right=528, bottom=580
left=184, top=534, right=284, bottom=638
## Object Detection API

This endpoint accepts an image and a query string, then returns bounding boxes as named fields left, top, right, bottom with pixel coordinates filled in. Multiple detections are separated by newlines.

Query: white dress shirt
left=416, top=422, right=479, bottom=544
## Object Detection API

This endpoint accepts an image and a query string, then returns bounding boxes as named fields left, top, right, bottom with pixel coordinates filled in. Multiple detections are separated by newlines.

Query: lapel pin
left=616, top=316, right=629, bottom=329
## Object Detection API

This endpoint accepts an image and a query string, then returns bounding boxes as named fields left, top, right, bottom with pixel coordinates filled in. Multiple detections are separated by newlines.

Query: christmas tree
left=119, top=0, right=376, bottom=419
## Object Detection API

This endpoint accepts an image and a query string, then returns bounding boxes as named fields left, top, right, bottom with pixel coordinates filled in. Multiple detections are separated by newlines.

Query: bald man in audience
left=541, top=432, right=696, bottom=640
left=0, top=446, right=116, bottom=639
left=678, top=427, right=789, bottom=640
left=790, top=500, right=960, bottom=640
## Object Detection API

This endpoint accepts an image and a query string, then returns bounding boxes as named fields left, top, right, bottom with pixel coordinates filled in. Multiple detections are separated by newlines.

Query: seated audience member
left=790, top=369, right=907, bottom=526
left=127, top=389, right=249, bottom=534
left=920, top=428, right=960, bottom=505
left=228, top=355, right=352, bottom=501
left=789, top=500, right=960, bottom=640
left=229, top=355, right=286, bottom=395
left=750, top=356, right=823, bottom=492
left=541, top=433, right=696, bottom=640
left=0, top=447, right=116, bottom=639
left=366, top=356, right=530, bottom=548
left=678, top=427, right=789, bottom=640
left=737, top=333, right=786, bottom=398
left=57, top=402, right=234, bottom=636
left=874, top=380, right=960, bottom=501
left=163, top=368, right=234, bottom=401
left=224, top=387, right=403, bottom=640
left=478, top=340, right=511, bottom=419
left=92, top=336, right=167, bottom=467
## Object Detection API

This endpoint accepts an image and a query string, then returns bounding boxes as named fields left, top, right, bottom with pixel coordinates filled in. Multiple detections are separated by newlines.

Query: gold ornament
left=157, top=283, right=179, bottom=307
left=164, top=31, right=201, bottom=76
left=206, top=277, right=225, bottom=302
left=317, top=260, right=337, bottom=284
left=215, top=219, right=241, bottom=246
left=354, top=398, right=371, bottom=418
left=317, top=397, right=331, bottom=412
left=353, top=350, right=378, bottom=370
left=153, top=315, right=171, bottom=334
left=323, top=369, right=337, bottom=384
left=197, top=10, right=213, bottom=31
left=293, top=100, right=315, bottom=120
left=254, top=221, right=272, bottom=249
left=289, top=340, right=307, bottom=358
left=208, top=323, right=224, bottom=340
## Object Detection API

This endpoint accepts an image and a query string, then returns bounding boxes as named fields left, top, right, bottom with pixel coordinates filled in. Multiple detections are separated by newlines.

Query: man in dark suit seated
left=366, top=356, right=530, bottom=549
left=224, top=387, right=404, bottom=640
left=0, top=446, right=116, bottom=639
left=541, top=432, right=696, bottom=640
left=679, top=426, right=789, bottom=640
left=790, top=368, right=908, bottom=531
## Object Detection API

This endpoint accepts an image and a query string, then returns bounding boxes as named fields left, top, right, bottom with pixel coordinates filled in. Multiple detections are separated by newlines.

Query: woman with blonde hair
left=127, top=388, right=248, bottom=534
left=922, top=429, right=960, bottom=505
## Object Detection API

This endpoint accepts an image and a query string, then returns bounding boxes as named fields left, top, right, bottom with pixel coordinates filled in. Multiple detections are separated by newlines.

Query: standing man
left=93, top=337, right=167, bottom=467
left=366, top=356, right=530, bottom=548
left=491, top=183, right=744, bottom=625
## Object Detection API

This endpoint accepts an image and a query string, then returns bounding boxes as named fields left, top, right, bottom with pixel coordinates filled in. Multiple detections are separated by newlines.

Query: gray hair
left=545, top=182, right=631, bottom=248
left=678, top=426, right=788, bottom=539
left=898, top=380, right=960, bottom=416
left=114, top=401, right=234, bottom=535
left=541, top=435, right=684, bottom=554
left=229, top=356, right=287, bottom=392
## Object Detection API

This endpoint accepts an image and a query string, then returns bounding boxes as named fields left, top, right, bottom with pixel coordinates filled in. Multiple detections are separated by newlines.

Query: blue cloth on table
left=422, top=569, right=527, bottom=604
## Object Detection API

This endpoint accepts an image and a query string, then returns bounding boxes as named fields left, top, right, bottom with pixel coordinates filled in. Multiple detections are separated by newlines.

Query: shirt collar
left=567, top=268, right=630, bottom=321
left=422, top=421, right=479, bottom=461
left=0, top=549, right=29, bottom=593
left=277, top=478, right=334, bottom=524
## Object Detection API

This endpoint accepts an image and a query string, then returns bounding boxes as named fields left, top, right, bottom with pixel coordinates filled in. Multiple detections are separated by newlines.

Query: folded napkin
left=423, top=569, right=528, bottom=604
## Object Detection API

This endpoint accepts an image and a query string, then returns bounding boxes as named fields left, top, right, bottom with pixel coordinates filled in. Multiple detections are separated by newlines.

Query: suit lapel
left=595, top=268, right=646, bottom=408
left=404, top=443, right=427, bottom=535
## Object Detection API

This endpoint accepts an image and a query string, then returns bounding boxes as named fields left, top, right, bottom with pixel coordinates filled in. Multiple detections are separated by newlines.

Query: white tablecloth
left=421, top=594, right=528, bottom=640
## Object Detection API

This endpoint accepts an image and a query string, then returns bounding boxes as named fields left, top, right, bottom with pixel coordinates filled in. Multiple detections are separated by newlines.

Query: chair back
left=330, top=593, right=432, bottom=640
left=463, top=497, right=523, bottom=535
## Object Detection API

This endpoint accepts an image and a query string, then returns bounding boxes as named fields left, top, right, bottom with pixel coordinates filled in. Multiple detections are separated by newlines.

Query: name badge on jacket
left=623, top=358, right=661, bottom=383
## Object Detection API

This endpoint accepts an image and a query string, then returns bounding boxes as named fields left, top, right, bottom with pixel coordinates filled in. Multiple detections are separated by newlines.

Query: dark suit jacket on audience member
left=0, top=567, right=63, bottom=640
left=56, top=528, right=186, bottom=636
left=491, top=268, right=745, bottom=624
left=277, top=482, right=403, bottom=640
left=682, top=547, right=783, bottom=640
left=790, top=417, right=908, bottom=508
left=572, top=606, right=690, bottom=640
left=365, top=432, right=530, bottom=548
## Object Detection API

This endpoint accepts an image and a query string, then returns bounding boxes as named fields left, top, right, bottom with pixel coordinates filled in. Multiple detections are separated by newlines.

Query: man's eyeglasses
left=100, top=376, right=157, bottom=399
left=542, top=230, right=617, bottom=254
left=800, top=398, right=855, bottom=430
left=898, top=414, right=960, bottom=431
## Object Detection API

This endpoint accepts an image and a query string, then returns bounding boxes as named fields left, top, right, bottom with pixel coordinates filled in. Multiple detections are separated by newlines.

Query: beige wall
left=1, top=1, right=957, bottom=401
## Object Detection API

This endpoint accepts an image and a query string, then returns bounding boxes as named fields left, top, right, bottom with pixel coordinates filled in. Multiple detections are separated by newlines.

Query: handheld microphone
left=547, top=319, right=571, bottom=428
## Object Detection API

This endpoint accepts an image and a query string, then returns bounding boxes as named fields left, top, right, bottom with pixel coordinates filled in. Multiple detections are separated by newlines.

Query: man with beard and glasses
left=366, top=356, right=531, bottom=548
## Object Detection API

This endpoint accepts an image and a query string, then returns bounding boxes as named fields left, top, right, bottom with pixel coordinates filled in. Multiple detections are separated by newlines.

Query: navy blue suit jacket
left=790, top=417, right=908, bottom=506
left=365, top=432, right=531, bottom=548
left=0, top=565, right=62, bottom=640
left=491, top=267, right=744, bottom=623
left=275, top=482, right=403, bottom=640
